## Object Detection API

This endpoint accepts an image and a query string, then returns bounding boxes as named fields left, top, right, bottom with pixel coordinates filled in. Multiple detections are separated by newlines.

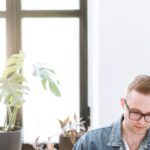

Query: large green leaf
left=33, top=63, right=61, bottom=97
left=2, top=51, right=25, bottom=79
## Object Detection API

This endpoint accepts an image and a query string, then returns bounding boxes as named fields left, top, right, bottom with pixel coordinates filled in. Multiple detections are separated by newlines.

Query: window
left=22, top=0, right=79, bottom=10
left=0, top=0, right=6, bottom=11
left=0, top=18, right=6, bottom=126
left=0, top=0, right=88, bottom=143
left=22, top=18, right=80, bottom=142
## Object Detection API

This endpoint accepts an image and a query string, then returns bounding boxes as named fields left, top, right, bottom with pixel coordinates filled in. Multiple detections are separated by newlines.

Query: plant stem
left=6, top=106, right=18, bottom=131
left=11, top=107, right=18, bottom=129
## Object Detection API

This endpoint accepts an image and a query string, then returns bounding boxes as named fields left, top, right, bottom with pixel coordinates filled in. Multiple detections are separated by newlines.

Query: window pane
left=22, top=18, right=80, bottom=142
left=21, top=0, right=79, bottom=10
left=0, top=0, right=6, bottom=11
left=0, top=19, right=6, bottom=126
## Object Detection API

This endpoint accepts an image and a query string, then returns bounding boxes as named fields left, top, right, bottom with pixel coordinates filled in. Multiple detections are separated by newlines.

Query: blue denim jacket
left=73, top=116, right=150, bottom=150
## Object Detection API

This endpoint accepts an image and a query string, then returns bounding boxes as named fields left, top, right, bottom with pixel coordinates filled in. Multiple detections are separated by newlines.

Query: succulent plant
left=58, top=113, right=86, bottom=144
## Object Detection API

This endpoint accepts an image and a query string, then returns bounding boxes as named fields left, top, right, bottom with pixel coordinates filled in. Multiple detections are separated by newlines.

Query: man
left=73, top=75, right=150, bottom=150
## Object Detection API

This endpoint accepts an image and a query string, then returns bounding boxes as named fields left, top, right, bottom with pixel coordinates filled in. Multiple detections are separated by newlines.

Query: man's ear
left=120, top=98, right=125, bottom=108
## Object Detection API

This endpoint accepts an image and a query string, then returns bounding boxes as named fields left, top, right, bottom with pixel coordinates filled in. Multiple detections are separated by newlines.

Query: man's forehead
left=127, top=90, right=150, bottom=112
left=128, top=90, right=150, bottom=99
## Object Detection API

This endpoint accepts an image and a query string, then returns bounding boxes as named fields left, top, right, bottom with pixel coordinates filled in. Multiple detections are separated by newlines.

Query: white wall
left=88, top=0, right=150, bottom=129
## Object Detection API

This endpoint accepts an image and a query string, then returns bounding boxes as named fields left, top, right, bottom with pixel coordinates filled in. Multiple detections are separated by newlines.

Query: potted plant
left=58, top=114, right=86, bottom=150
left=0, top=51, right=61, bottom=150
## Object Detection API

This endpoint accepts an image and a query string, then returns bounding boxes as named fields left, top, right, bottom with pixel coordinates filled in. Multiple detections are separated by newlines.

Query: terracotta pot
left=59, top=135, right=73, bottom=150
left=22, top=143, right=35, bottom=150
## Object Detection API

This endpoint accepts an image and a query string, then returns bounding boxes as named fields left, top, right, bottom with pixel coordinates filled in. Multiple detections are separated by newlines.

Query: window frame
left=1, top=0, right=89, bottom=129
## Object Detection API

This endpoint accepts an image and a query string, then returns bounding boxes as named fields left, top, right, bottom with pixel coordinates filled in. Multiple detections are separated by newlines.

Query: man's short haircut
left=124, top=74, right=150, bottom=98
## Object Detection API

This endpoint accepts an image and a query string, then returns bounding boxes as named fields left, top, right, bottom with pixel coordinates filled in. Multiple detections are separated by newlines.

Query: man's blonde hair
left=124, top=74, right=150, bottom=98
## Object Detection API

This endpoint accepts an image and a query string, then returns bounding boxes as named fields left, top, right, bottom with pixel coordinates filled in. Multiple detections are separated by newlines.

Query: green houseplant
left=0, top=51, right=61, bottom=150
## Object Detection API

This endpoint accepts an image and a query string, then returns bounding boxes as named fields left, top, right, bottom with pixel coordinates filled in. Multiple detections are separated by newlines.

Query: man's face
left=123, top=90, right=150, bottom=135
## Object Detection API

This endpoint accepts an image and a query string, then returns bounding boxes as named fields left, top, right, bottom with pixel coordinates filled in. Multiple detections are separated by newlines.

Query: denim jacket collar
left=142, top=129, right=150, bottom=149
left=108, top=116, right=123, bottom=147
left=107, top=115, right=150, bottom=148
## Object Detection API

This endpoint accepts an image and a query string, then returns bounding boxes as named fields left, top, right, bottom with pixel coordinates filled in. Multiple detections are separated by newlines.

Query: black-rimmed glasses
left=124, top=99, right=150, bottom=123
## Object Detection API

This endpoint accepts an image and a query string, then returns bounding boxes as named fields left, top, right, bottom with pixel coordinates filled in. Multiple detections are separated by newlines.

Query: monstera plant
left=0, top=51, right=61, bottom=150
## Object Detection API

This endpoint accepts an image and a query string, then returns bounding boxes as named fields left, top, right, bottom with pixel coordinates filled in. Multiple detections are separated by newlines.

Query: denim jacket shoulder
left=72, top=116, right=150, bottom=150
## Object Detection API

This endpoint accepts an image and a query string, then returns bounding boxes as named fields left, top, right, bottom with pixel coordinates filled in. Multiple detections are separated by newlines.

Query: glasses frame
left=124, top=99, right=150, bottom=123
